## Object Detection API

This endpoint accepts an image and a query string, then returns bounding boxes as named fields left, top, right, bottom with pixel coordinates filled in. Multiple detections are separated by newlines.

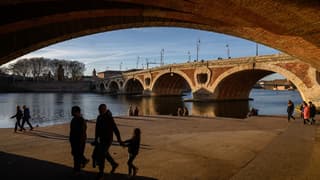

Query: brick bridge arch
left=151, top=70, right=193, bottom=96
left=210, top=63, right=310, bottom=101
left=0, top=1, right=320, bottom=69
left=108, top=80, right=120, bottom=94
left=123, top=78, right=144, bottom=95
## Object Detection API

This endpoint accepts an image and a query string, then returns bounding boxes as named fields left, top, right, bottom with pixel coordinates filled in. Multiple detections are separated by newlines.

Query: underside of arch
left=152, top=73, right=191, bottom=96
left=213, top=70, right=274, bottom=100
left=109, top=81, right=119, bottom=94
left=0, top=0, right=320, bottom=69
left=124, top=79, right=144, bottom=95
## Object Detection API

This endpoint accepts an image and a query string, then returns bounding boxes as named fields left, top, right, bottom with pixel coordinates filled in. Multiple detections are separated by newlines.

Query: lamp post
left=160, top=49, right=164, bottom=66
left=196, top=38, right=200, bottom=61
left=226, top=44, right=230, bottom=59
left=136, top=56, right=140, bottom=69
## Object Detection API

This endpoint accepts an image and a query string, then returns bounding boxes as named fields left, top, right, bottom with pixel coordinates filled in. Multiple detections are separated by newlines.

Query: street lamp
left=226, top=44, right=230, bottom=59
left=170, top=67, right=173, bottom=76
left=196, top=38, right=200, bottom=61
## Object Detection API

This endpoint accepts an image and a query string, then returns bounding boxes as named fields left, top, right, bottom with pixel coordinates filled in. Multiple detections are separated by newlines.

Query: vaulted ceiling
left=0, top=0, right=319, bottom=69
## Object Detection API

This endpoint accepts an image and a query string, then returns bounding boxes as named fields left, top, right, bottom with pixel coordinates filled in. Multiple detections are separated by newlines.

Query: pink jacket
left=304, top=106, right=310, bottom=119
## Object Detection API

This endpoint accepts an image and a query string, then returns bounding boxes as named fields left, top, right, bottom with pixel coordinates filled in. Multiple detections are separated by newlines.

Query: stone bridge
left=95, top=54, right=320, bottom=107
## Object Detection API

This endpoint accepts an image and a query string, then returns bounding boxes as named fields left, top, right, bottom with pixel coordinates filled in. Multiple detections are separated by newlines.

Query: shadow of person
left=0, top=151, right=157, bottom=180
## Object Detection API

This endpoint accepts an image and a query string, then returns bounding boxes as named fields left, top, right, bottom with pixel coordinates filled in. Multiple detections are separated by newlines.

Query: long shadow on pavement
left=1, top=151, right=157, bottom=180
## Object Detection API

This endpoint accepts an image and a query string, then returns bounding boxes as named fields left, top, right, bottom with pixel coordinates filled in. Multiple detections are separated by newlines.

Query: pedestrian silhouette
left=134, top=106, right=139, bottom=116
left=21, top=105, right=33, bottom=130
left=69, top=106, right=89, bottom=175
left=128, top=105, right=134, bottom=116
left=93, top=104, right=123, bottom=179
left=122, top=128, right=141, bottom=177
left=10, top=105, right=23, bottom=132
left=183, top=107, right=189, bottom=116
left=309, top=101, right=316, bottom=125
left=177, top=107, right=183, bottom=116
left=287, top=100, right=295, bottom=121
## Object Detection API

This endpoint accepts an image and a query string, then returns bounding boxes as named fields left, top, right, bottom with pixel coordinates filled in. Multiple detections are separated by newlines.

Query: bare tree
left=70, top=61, right=85, bottom=80
left=8, top=59, right=31, bottom=78
left=6, top=57, right=85, bottom=80
left=0, top=66, right=9, bottom=75
left=29, top=57, right=48, bottom=79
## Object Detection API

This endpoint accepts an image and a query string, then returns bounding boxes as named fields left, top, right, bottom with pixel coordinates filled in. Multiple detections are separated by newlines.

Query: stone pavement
left=231, top=119, right=317, bottom=180
left=1, top=116, right=320, bottom=180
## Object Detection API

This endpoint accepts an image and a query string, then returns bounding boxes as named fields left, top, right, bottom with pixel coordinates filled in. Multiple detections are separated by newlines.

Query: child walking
left=122, top=128, right=141, bottom=176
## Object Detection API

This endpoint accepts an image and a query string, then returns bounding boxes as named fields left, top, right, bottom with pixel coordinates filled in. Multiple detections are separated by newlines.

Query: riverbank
left=1, top=115, right=318, bottom=179
left=0, top=80, right=93, bottom=92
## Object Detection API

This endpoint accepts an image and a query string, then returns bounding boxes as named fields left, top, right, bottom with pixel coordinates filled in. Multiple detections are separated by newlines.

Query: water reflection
left=0, top=89, right=302, bottom=128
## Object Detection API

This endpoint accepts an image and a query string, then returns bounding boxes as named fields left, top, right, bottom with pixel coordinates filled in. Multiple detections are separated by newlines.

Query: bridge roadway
left=95, top=54, right=320, bottom=107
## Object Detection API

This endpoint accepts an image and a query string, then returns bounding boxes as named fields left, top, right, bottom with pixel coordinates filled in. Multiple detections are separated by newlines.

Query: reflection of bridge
left=95, top=54, right=320, bottom=107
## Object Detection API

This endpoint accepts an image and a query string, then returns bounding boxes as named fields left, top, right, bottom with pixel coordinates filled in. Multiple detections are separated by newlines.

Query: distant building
left=257, top=79, right=295, bottom=90
left=96, top=69, right=142, bottom=79
left=97, top=70, right=123, bottom=79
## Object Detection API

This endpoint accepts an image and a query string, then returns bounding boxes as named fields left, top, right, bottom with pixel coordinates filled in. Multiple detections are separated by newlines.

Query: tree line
left=0, top=57, right=85, bottom=80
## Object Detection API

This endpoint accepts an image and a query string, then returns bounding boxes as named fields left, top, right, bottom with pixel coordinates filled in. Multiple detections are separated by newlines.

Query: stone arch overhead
left=210, top=63, right=309, bottom=100
left=150, top=69, right=195, bottom=91
left=123, top=77, right=145, bottom=90
left=1, top=0, right=320, bottom=69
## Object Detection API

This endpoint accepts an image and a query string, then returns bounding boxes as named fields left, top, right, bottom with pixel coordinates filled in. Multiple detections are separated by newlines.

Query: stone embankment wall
left=0, top=77, right=93, bottom=92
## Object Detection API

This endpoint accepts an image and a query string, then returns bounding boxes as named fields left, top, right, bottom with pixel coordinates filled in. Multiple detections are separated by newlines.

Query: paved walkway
left=231, top=119, right=317, bottom=180
left=1, top=116, right=320, bottom=179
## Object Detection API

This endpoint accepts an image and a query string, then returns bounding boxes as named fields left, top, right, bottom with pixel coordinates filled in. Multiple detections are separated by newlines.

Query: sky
left=3, top=27, right=283, bottom=80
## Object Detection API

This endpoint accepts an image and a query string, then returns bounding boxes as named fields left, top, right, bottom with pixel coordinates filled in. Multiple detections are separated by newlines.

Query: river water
left=0, top=89, right=302, bottom=128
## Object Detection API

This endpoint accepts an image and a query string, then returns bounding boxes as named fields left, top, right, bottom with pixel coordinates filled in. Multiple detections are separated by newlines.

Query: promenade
left=0, top=115, right=318, bottom=180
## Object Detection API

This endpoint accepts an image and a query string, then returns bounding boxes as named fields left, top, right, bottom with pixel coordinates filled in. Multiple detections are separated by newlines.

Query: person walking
left=10, top=105, right=23, bottom=132
left=122, top=128, right=141, bottom=177
left=177, top=107, right=183, bottom=116
left=303, top=101, right=310, bottom=124
left=21, top=105, right=33, bottom=130
left=300, top=101, right=305, bottom=120
left=69, top=106, right=89, bottom=175
left=134, top=106, right=139, bottom=116
left=183, top=107, right=189, bottom=116
left=128, top=105, right=134, bottom=116
left=287, top=100, right=295, bottom=122
left=94, top=104, right=123, bottom=179
left=309, top=101, right=316, bottom=125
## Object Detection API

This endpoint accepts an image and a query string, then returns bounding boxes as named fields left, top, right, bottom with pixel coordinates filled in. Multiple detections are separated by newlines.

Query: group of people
left=69, top=104, right=141, bottom=179
left=10, top=105, right=33, bottom=132
left=177, top=107, right=189, bottom=116
left=287, top=100, right=317, bottom=124
left=128, top=105, right=139, bottom=116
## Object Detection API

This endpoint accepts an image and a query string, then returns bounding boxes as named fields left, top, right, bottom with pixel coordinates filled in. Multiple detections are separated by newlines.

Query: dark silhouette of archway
left=108, top=81, right=119, bottom=95
left=124, top=79, right=144, bottom=95
left=0, top=1, right=319, bottom=69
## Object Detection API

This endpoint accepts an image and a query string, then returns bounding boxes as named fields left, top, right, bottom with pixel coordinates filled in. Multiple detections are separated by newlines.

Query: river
left=0, top=89, right=302, bottom=128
